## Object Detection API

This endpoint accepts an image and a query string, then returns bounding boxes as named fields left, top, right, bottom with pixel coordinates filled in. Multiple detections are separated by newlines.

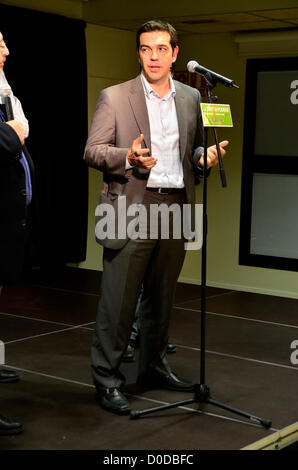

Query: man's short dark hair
left=136, top=20, right=178, bottom=52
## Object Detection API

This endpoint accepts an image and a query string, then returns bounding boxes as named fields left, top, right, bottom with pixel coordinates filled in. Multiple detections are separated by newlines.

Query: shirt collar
left=140, top=73, right=176, bottom=100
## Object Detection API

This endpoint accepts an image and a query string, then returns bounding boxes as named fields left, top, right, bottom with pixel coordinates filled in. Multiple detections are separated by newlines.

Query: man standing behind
left=0, top=31, right=34, bottom=435
left=84, top=20, right=228, bottom=415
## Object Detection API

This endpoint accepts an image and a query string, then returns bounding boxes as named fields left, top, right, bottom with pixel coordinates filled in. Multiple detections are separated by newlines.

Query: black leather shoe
left=97, top=388, right=131, bottom=415
left=0, top=369, right=20, bottom=383
left=0, top=415, right=23, bottom=435
left=138, top=370, right=195, bottom=392
left=166, top=344, right=176, bottom=354
left=121, top=343, right=135, bottom=363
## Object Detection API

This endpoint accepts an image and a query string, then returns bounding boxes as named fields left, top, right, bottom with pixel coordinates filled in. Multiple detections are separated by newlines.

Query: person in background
left=122, top=285, right=176, bottom=363
left=0, top=31, right=34, bottom=435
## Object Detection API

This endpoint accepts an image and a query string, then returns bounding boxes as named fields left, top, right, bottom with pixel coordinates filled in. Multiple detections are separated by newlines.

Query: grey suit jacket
left=84, top=75, right=204, bottom=249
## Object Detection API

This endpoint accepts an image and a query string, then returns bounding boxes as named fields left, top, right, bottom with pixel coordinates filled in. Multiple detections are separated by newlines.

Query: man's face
left=138, top=30, right=178, bottom=85
left=0, top=33, right=9, bottom=72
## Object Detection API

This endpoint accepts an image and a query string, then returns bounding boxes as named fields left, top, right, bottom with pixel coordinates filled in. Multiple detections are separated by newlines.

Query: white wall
left=177, top=32, right=298, bottom=298
left=78, top=24, right=139, bottom=271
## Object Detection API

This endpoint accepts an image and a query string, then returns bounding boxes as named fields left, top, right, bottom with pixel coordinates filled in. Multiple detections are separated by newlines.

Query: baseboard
left=70, top=266, right=298, bottom=300
left=178, top=276, right=298, bottom=300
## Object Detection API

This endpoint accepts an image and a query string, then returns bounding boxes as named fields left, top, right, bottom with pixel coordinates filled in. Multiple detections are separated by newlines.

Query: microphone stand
left=130, top=77, right=272, bottom=430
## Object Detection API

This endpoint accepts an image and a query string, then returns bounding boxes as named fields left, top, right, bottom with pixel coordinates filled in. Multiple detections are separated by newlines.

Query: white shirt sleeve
left=11, top=93, right=29, bottom=138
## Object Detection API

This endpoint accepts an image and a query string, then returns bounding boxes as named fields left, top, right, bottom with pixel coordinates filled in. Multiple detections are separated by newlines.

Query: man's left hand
left=199, top=140, right=229, bottom=168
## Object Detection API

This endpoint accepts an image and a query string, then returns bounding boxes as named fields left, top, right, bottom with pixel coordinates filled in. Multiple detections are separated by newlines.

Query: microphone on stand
left=187, top=60, right=239, bottom=89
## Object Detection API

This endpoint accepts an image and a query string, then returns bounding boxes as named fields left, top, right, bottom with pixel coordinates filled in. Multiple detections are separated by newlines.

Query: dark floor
left=0, top=267, right=297, bottom=450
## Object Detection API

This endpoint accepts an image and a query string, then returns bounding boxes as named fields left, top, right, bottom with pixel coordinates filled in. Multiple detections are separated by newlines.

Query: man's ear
left=137, top=52, right=142, bottom=72
left=172, top=46, right=179, bottom=63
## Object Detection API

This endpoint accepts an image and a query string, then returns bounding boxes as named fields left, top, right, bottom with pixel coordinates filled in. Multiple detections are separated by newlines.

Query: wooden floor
left=0, top=267, right=297, bottom=451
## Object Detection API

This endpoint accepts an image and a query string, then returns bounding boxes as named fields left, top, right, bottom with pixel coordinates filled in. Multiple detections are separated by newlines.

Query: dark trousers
left=91, top=190, right=187, bottom=390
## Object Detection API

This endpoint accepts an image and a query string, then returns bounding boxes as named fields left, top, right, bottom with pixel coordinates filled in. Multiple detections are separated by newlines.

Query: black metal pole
left=200, top=125, right=208, bottom=386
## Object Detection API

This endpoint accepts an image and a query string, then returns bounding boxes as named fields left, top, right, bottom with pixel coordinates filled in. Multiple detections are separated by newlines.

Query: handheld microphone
left=187, top=60, right=239, bottom=89
left=0, top=86, right=14, bottom=120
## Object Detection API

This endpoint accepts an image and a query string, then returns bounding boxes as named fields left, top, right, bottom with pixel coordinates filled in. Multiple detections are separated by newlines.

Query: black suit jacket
left=0, top=122, right=34, bottom=283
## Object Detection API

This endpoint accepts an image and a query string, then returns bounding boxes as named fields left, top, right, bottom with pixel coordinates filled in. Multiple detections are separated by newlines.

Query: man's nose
left=150, top=49, right=158, bottom=60
left=1, top=47, right=9, bottom=57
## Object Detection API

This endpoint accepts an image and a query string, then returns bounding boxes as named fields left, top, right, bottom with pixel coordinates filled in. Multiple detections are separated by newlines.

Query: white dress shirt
left=140, top=73, right=184, bottom=188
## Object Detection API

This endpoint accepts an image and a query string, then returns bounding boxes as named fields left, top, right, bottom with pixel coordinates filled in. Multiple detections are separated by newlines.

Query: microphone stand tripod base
left=130, top=382, right=272, bottom=429
left=194, top=383, right=210, bottom=402
left=192, top=383, right=272, bottom=429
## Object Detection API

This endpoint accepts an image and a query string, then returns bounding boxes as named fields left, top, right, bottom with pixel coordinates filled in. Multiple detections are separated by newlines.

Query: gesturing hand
left=127, top=134, right=157, bottom=169
left=199, top=140, right=229, bottom=168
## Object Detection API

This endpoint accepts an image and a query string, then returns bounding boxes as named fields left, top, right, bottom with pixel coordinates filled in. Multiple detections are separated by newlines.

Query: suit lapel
left=174, top=80, right=187, bottom=160
left=127, top=77, right=187, bottom=160
left=128, top=76, right=151, bottom=154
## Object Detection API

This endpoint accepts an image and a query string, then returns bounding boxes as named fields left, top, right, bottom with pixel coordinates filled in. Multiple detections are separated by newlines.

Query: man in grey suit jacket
left=84, top=20, right=228, bottom=415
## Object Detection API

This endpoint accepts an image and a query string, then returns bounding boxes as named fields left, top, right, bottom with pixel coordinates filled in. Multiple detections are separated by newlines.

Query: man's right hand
left=6, top=120, right=25, bottom=146
left=127, top=134, right=157, bottom=169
